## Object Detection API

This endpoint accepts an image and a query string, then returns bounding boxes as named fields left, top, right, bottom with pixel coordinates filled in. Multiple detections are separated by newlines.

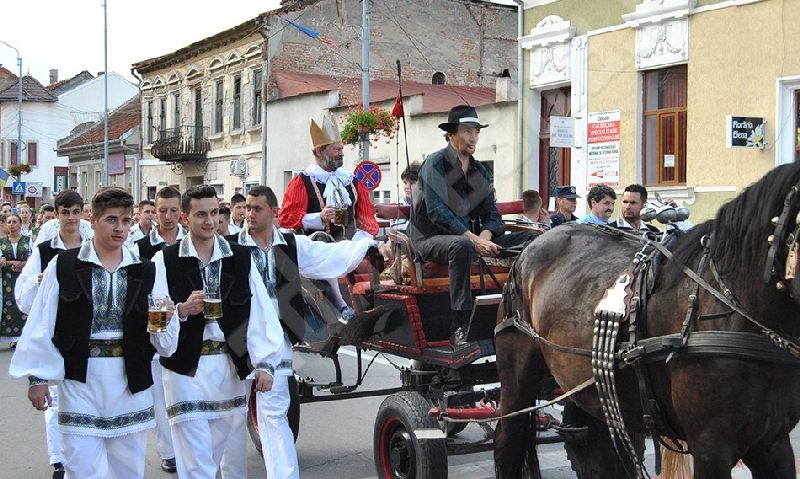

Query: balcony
left=151, top=125, right=210, bottom=163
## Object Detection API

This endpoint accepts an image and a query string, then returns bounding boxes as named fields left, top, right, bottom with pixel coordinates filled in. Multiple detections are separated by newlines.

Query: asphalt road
left=2, top=344, right=798, bottom=478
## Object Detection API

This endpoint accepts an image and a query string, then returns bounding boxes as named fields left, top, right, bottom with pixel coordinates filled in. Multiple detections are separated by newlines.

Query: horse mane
left=672, top=162, right=800, bottom=281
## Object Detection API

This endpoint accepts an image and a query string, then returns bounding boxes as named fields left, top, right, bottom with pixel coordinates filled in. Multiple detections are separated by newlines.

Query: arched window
left=432, top=72, right=446, bottom=85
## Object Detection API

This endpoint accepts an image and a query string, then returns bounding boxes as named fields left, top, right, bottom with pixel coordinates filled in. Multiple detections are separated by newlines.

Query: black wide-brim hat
left=438, top=105, right=489, bottom=132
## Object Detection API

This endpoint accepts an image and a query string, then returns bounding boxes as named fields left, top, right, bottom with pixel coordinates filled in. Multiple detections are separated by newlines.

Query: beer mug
left=333, top=207, right=347, bottom=227
left=204, top=285, right=222, bottom=320
left=147, top=294, right=169, bottom=333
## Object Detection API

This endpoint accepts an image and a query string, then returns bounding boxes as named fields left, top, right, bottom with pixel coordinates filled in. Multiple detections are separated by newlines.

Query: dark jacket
left=409, top=144, right=502, bottom=241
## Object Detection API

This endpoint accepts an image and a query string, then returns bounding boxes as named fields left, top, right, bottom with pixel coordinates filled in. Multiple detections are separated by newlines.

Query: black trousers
left=414, top=231, right=536, bottom=314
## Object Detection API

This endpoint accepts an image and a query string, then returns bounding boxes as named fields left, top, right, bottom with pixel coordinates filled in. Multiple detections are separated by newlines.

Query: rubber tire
left=374, top=391, right=448, bottom=479
left=247, top=375, right=301, bottom=454
left=563, top=404, right=644, bottom=479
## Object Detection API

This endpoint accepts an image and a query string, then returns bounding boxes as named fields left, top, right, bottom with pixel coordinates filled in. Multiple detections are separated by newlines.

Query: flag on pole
left=286, top=20, right=340, bottom=49
left=391, top=96, right=404, bottom=119
left=0, top=169, right=10, bottom=189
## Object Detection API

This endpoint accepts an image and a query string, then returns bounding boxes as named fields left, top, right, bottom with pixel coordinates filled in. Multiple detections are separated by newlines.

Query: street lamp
left=0, top=40, right=23, bottom=183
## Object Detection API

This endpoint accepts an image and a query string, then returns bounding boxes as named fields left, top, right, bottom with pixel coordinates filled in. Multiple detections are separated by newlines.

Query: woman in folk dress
left=0, top=213, right=31, bottom=345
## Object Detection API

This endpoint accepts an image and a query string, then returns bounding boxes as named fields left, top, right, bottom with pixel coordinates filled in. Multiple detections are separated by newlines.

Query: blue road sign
left=11, top=182, right=25, bottom=195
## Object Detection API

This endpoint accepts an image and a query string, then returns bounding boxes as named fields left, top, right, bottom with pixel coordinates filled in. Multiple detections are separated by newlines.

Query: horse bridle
left=764, top=182, right=800, bottom=297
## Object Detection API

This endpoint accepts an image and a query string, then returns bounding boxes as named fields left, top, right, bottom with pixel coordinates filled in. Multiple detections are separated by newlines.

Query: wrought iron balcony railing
left=151, top=125, right=210, bottom=163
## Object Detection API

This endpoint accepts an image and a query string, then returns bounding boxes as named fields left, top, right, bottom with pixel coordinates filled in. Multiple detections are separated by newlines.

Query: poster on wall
left=587, top=110, right=621, bottom=187
left=726, top=115, right=766, bottom=149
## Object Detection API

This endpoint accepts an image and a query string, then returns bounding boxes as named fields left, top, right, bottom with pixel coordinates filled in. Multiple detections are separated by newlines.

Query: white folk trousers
left=171, top=412, right=246, bottom=479
left=44, top=384, right=63, bottom=465
left=151, top=359, right=175, bottom=460
left=256, top=374, right=299, bottom=479
left=62, top=430, right=147, bottom=479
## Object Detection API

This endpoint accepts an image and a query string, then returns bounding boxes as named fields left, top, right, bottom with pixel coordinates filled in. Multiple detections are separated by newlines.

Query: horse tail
left=494, top=412, right=542, bottom=479
left=661, top=442, right=693, bottom=479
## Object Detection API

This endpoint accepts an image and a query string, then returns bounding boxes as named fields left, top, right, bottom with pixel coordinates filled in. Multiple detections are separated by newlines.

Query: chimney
left=49, top=69, right=58, bottom=85
left=97, top=71, right=105, bottom=76
left=496, top=76, right=517, bottom=102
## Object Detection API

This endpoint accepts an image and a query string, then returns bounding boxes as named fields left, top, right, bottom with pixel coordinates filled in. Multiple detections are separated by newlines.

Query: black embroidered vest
left=227, top=232, right=307, bottom=344
left=159, top=242, right=253, bottom=379
left=300, top=174, right=356, bottom=240
left=38, top=242, right=61, bottom=271
left=135, top=236, right=163, bottom=261
left=52, top=249, right=156, bottom=394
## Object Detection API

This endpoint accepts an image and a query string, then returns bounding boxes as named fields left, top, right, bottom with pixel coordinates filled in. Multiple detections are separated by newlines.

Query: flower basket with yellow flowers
left=341, top=106, right=397, bottom=146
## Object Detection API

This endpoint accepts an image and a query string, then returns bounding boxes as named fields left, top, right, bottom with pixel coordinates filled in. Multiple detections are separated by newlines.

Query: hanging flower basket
left=8, top=164, right=31, bottom=178
left=341, top=106, right=397, bottom=146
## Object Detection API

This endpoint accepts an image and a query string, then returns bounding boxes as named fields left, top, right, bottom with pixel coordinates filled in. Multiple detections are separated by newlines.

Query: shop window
left=643, top=65, right=687, bottom=185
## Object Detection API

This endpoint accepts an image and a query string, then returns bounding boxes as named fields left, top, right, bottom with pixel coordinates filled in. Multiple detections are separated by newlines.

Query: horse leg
left=494, top=329, right=545, bottom=479
left=742, top=436, right=796, bottom=479
left=686, top=432, right=739, bottom=479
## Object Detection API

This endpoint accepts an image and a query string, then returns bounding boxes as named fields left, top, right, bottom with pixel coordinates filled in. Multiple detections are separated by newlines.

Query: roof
left=0, top=75, right=57, bottom=102
left=47, top=71, right=94, bottom=95
left=58, top=95, right=140, bottom=150
left=272, top=71, right=497, bottom=114
left=0, top=66, right=17, bottom=94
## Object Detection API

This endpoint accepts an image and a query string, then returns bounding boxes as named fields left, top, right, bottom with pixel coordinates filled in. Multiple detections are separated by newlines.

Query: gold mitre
left=310, top=115, right=342, bottom=149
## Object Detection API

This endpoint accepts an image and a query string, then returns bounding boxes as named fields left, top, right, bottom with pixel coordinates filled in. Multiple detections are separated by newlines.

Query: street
left=1, top=344, right=799, bottom=478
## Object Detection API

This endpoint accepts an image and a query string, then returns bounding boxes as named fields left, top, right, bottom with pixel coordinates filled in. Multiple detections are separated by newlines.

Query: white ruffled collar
left=304, top=164, right=354, bottom=207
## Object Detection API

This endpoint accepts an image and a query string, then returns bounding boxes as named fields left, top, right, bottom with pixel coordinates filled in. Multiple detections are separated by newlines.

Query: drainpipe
left=511, top=0, right=524, bottom=197
left=130, top=67, right=143, bottom=202
left=256, top=14, right=270, bottom=186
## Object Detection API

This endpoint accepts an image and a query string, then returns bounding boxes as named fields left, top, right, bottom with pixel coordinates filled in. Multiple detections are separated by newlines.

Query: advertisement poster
left=587, top=110, right=621, bottom=187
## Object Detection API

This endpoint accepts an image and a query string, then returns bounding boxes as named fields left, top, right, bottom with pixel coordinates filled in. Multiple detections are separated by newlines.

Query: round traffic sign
left=354, top=161, right=382, bottom=191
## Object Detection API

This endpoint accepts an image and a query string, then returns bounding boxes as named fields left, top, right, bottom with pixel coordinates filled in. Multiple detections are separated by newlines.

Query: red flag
left=391, top=96, right=404, bottom=118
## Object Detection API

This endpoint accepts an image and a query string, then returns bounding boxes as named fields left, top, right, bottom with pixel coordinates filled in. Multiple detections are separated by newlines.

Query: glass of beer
left=204, top=285, right=222, bottom=320
left=147, top=294, right=168, bottom=333
left=333, top=208, right=347, bottom=227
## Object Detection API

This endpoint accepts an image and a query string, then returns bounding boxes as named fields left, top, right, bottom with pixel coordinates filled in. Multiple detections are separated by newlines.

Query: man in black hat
left=550, top=185, right=580, bottom=227
left=409, top=105, right=536, bottom=347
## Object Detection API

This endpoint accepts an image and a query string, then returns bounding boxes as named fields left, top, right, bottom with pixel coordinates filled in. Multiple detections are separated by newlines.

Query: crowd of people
left=2, top=104, right=677, bottom=479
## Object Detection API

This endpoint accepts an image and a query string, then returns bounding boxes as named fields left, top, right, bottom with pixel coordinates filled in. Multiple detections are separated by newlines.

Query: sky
left=1, top=0, right=517, bottom=87
left=0, top=0, right=284, bottom=85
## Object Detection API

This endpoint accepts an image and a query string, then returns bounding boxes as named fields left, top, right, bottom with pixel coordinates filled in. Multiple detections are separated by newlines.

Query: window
left=214, top=79, right=224, bottom=133
left=371, top=190, right=391, bottom=204
left=253, top=69, right=262, bottom=125
left=173, top=91, right=181, bottom=129
left=95, top=170, right=101, bottom=189
left=27, top=141, right=37, bottom=166
left=10, top=141, right=17, bottom=166
left=194, top=87, right=203, bottom=127
left=643, top=65, right=687, bottom=185
left=82, top=171, right=88, bottom=197
left=232, top=74, right=241, bottom=130
left=432, top=72, right=446, bottom=85
left=146, top=100, right=153, bottom=144
left=147, top=186, right=157, bottom=200
left=159, top=97, right=167, bottom=138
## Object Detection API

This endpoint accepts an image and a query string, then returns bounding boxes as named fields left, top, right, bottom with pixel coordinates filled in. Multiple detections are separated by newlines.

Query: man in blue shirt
left=409, top=105, right=535, bottom=347
left=576, top=184, right=616, bottom=225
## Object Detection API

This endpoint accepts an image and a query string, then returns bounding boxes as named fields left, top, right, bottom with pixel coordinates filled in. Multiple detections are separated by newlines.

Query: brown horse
left=495, top=162, right=800, bottom=479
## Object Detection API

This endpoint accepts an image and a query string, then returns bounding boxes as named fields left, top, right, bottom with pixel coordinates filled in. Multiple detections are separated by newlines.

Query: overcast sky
left=0, top=0, right=283, bottom=85
left=1, top=0, right=517, bottom=87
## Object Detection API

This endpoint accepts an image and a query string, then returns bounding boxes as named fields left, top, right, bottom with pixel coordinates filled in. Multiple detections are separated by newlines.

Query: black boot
left=449, top=310, right=468, bottom=348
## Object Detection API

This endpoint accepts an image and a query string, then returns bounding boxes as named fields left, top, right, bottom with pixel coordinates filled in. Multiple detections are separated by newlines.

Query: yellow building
left=520, top=0, right=800, bottom=221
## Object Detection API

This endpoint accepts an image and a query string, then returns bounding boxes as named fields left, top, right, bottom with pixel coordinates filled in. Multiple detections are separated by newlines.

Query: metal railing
left=151, top=125, right=210, bottom=162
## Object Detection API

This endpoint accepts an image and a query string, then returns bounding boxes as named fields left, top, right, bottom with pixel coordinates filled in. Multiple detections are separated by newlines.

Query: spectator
left=518, top=190, right=551, bottom=228
left=576, top=184, right=616, bottom=225
left=550, top=186, right=580, bottom=226
left=610, top=184, right=659, bottom=233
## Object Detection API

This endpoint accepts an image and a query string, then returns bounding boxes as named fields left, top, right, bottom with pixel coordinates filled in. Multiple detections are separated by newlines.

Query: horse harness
left=496, top=218, right=800, bottom=478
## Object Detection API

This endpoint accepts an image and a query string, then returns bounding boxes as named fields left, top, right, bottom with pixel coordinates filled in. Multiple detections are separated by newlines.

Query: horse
left=494, top=161, right=800, bottom=479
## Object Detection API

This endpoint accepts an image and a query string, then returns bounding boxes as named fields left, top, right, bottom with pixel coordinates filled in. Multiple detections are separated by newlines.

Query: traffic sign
left=354, top=161, right=382, bottom=191
left=11, top=182, right=25, bottom=195
left=26, top=182, right=43, bottom=198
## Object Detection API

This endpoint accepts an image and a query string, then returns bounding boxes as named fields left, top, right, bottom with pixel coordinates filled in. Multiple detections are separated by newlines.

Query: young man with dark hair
left=576, top=184, right=617, bottom=225
left=10, top=187, right=176, bottom=479
left=228, top=184, right=373, bottom=478
left=217, top=206, right=232, bottom=236
left=150, top=184, right=283, bottom=478
left=610, top=184, right=659, bottom=233
left=127, top=199, right=156, bottom=247
left=518, top=189, right=551, bottom=227
left=132, top=186, right=185, bottom=261
left=228, top=193, right=247, bottom=234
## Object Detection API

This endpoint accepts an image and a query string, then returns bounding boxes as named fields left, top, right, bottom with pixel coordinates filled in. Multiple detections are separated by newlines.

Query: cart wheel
left=247, top=375, right=301, bottom=454
left=374, top=391, right=447, bottom=479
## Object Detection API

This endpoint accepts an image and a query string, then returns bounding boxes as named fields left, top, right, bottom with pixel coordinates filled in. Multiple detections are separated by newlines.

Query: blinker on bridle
left=764, top=183, right=800, bottom=295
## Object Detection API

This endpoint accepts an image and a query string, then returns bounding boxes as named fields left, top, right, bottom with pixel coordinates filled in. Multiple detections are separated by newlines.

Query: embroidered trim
left=88, top=339, right=124, bottom=357
left=166, top=396, right=246, bottom=418
left=255, top=359, right=293, bottom=376
left=200, top=340, right=228, bottom=355
left=28, top=376, right=47, bottom=386
left=59, top=406, right=155, bottom=430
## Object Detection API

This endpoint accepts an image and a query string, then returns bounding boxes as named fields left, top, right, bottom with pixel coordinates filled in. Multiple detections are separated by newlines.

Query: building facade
left=131, top=0, right=517, bottom=201
left=520, top=0, right=800, bottom=220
